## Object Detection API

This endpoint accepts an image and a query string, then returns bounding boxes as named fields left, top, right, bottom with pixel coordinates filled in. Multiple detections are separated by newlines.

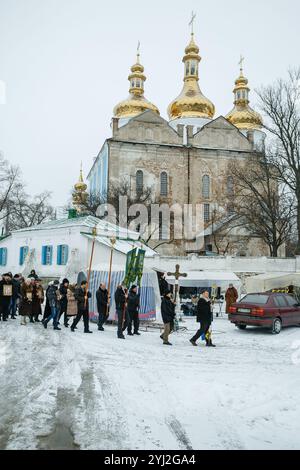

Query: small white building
left=0, top=214, right=161, bottom=321
left=0, top=214, right=156, bottom=280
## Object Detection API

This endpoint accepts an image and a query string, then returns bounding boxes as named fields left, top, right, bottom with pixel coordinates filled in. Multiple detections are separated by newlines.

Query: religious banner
left=3, top=285, right=12, bottom=297
left=123, top=248, right=137, bottom=288
left=135, top=249, right=146, bottom=287
left=26, top=292, right=33, bottom=301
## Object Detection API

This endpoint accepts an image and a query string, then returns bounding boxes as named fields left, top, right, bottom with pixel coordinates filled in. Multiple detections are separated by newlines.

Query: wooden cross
left=189, top=11, right=196, bottom=35
left=167, top=264, right=187, bottom=302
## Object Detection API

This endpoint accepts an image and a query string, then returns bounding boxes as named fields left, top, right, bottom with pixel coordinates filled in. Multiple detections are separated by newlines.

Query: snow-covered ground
left=1, top=315, right=300, bottom=450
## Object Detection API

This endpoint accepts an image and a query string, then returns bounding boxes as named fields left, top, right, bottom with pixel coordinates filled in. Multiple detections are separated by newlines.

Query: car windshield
left=241, top=294, right=269, bottom=305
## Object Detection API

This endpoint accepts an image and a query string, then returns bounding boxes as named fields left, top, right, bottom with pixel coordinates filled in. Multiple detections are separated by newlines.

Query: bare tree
left=256, top=68, right=300, bottom=252
left=229, top=153, right=295, bottom=257
left=0, top=153, right=21, bottom=229
left=8, top=190, right=54, bottom=230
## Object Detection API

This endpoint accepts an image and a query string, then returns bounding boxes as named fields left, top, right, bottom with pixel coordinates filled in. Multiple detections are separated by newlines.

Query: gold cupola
left=226, top=59, right=263, bottom=130
left=72, top=164, right=88, bottom=213
left=113, top=47, right=160, bottom=119
left=168, top=33, right=215, bottom=121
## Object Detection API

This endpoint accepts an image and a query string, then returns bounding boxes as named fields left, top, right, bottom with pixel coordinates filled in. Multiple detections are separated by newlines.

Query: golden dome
left=114, top=51, right=160, bottom=119
left=168, top=34, right=215, bottom=120
left=74, top=167, right=87, bottom=192
left=226, top=65, right=263, bottom=130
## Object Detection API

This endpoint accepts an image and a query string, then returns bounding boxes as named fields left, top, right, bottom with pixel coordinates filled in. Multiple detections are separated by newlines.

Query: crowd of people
left=0, top=270, right=238, bottom=347
left=0, top=270, right=141, bottom=339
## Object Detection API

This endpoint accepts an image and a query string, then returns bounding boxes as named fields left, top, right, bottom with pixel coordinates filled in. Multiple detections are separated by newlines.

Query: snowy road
left=1, top=316, right=300, bottom=450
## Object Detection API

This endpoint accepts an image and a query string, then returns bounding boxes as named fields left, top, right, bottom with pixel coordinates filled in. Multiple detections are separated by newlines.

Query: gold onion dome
left=74, top=167, right=87, bottom=192
left=168, top=33, right=215, bottom=120
left=113, top=51, right=160, bottom=119
left=226, top=63, right=263, bottom=130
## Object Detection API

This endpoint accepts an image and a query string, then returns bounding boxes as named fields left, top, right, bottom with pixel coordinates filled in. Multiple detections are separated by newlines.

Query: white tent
left=165, top=270, right=241, bottom=291
left=81, top=263, right=162, bottom=323
left=246, top=272, right=300, bottom=293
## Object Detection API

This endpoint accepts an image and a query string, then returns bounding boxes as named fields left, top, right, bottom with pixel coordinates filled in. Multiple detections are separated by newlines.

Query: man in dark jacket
left=71, top=281, right=92, bottom=333
left=0, top=273, right=13, bottom=321
left=190, top=289, right=216, bottom=347
left=96, top=283, right=109, bottom=331
left=160, top=291, right=176, bottom=346
left=58, top=278, right=69, bottom=327
left=10, top=274, right=21, bottom=319
left=127, top=285, right=140, bottom=336
left=43, top=280, right=61, bottom=330
left=115, top=284, right=127, bottom=339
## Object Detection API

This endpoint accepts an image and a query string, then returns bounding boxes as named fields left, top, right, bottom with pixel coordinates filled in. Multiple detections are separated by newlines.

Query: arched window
left=160, top=172, right=168, bottom=196
left=136, top=170, right=143, bottom=196
left=190, top=60, right=196, bottom=75
left=202, top=175, right=210, bottom=199
left=227, top=176, right=234, bottom=196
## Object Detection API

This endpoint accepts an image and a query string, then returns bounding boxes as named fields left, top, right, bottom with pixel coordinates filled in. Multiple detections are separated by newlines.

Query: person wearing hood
left=29, top=269, right=38, bottom=280
left=43, top=280, right=61, bottom=330
left=190, top=289, right=216, bottom=347
left=126, top=285, right=140, bottom=336
left=160, top=291, right=176, bottom=346
left=0, top=273, right=13, bottom=321
left=58, top=278, right=70, bottom=327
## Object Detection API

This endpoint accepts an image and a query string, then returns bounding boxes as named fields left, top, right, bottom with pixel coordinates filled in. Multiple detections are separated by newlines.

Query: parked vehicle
left=228, top=292, right=300, bottom=334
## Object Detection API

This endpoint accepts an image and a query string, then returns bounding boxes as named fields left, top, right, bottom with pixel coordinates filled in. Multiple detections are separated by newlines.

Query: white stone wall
left=146, top=254, right=298, bottom=274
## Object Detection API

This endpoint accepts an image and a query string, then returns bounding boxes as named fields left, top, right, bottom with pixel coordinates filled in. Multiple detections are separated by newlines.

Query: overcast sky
left=0, top=0, right=299, bottom=206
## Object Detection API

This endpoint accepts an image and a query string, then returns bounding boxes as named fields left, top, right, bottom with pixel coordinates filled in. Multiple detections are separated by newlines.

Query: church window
left=237, top=91, right=241, bottom=100
left=136, top=170, right=144, bottom=196
left=186, top=62, right=190, bottom=76
left=160, top=172, right=168, bottom=196
left=146, top=128, right=154, bottom=140
left=202, top=175, right=210, bottom=198
left=57, top=245, right=69, bottom=265
left=0, top=248, right=7, bottom=266
left=131, top=80, right=135, bottom=88
left=227, top=176, right=234, bottom=196
left=204, top=204, right=210, bottom=222
left=136, top=79, right=141, bottom=88
left=190, top=61, right=196, bottom=75
left=19, top=246, right=29, bottom=266
left=42, top=245, right=53, bottom=265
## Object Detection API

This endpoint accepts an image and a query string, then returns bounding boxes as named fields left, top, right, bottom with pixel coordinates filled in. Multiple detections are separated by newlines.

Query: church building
left=87, top=29, right=274, bottom=257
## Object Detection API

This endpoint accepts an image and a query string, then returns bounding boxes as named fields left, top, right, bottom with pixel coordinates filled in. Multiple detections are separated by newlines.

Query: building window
left=57, top=245, right=69, bottom=265
left=19, top=246, right=29, bottom=266
left=136, top=170, right=144, bottom=196
left=204, top=203, right=210, bottom=222
left=190, top=60, right=196, bottom=75
left=202, top=175, right=210, bottom=199
left=160, top=172, right=168, bottom=196
left=42, top=246, right=53, bottom=265
left=227, top=176, right=234, bottom=196
left=0, top=248, right=7, bottom=266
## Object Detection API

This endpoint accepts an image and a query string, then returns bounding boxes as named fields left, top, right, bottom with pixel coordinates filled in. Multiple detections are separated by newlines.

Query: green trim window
left=57, top=245, right=69, bottom=265
left=0, top=248, right=7, bottom=266
left=19, top=246, right=29, bottom=266
left=42, top=245, right=53, bottom=265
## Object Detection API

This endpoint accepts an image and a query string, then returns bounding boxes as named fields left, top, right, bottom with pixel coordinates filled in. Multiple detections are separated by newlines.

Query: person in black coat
left=114, top=284, right=128, bottom=339
left=190, top=289, right=216, bottom=347
left=58, top=278, right=70, bottom=327
left=0, top=273, right=13, bottom=321
left=71, top=281, right=92, bottom=333
left=96, top=282, right=109, bottom=331
left=160, top=291, right=176, bottom=346
left=126, top=285, right=140, bottom=336
left=159, top=274, right=169, bottom=297
left=10, top=274, right=21, bottom=319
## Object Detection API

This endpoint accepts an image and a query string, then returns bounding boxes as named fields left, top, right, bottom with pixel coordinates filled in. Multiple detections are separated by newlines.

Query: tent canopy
left=246, top=272, right=300, bottom=293
left=165, top=271, right=241, bottom=289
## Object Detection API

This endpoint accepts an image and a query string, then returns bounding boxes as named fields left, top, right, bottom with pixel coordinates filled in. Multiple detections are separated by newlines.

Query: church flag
left=135, top=249, right=146, bottom=287
left=123, top=248, right=137, bottom=288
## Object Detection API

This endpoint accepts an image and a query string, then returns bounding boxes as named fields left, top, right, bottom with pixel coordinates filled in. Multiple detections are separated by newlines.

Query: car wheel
left=237, top=325, right=247, bottom=330
left=272, top=318, right=282, bottom=335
